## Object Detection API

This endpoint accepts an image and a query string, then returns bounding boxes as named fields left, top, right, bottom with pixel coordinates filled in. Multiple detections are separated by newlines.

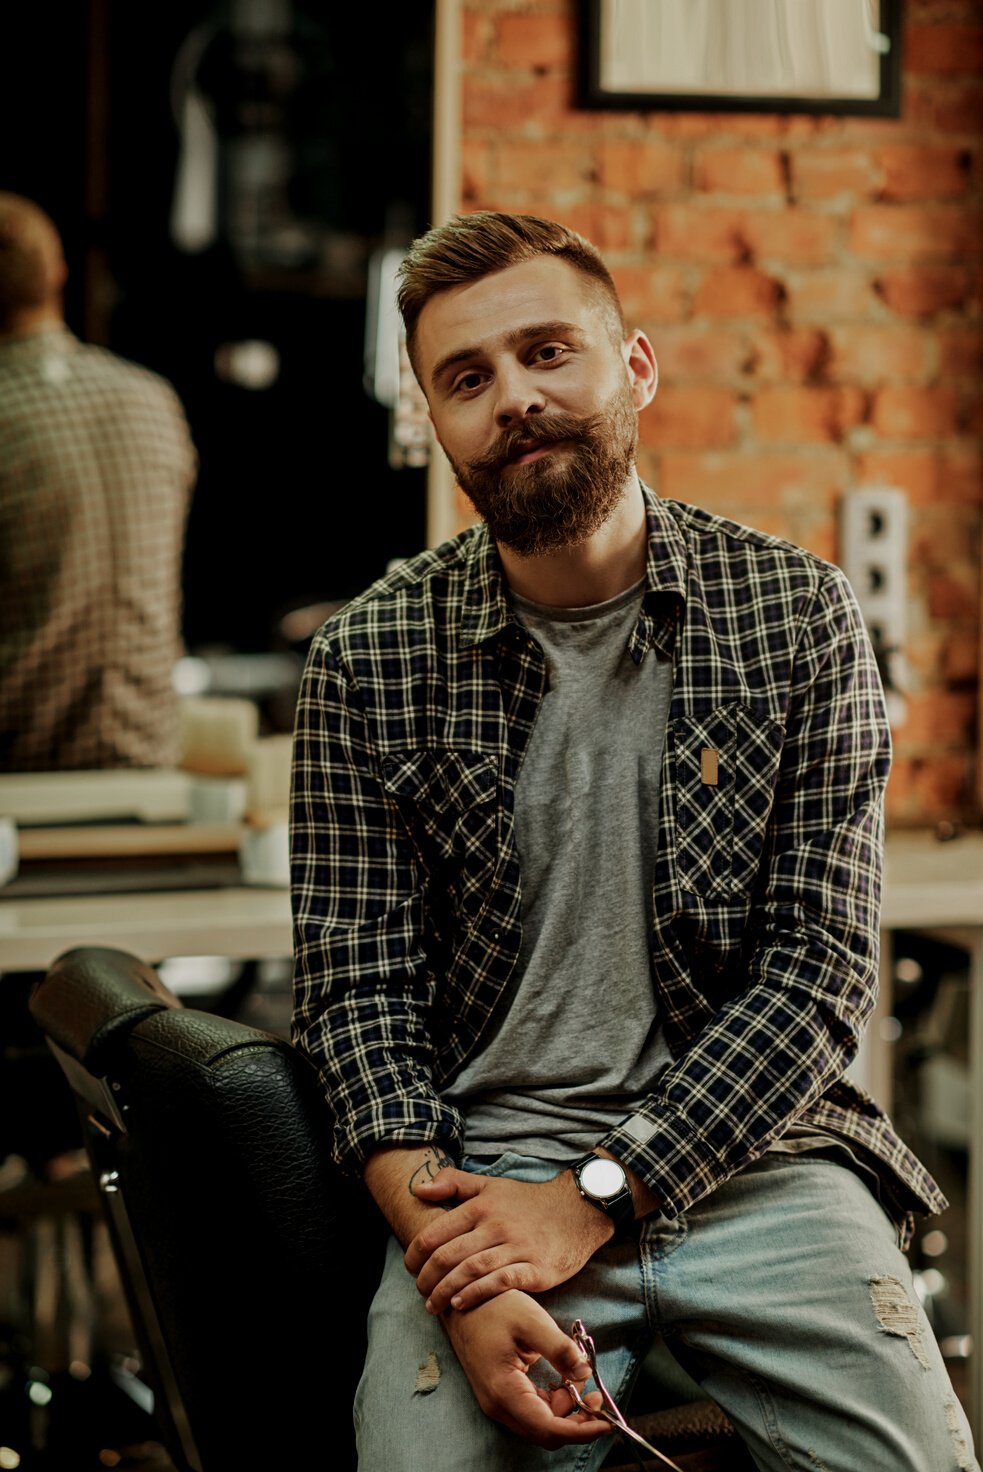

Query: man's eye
left=454, top=372, right=484, bottom=393
left=534, top=344, right=567, bottom=364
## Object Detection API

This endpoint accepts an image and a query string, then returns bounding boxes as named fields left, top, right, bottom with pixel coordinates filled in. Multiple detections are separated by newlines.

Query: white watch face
left=580, top=1157, right=626, bottom=1201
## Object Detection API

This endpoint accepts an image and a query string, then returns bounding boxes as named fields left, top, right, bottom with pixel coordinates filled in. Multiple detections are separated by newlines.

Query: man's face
left=414, top=256, right=652, bottom=557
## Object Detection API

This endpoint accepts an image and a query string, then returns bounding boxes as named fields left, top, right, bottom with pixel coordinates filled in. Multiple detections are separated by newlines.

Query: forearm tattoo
left=408, top=1146, right=456, bottom=1209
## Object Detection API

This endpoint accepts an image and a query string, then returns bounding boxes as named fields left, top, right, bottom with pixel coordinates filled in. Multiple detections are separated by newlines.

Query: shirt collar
left=459, top=481, right=687, bottom=657
left=459, top=525, right=514, bottom=649
left=0, top=323, right=75, bottom=356
left=634, top=483, right=688, bottom=663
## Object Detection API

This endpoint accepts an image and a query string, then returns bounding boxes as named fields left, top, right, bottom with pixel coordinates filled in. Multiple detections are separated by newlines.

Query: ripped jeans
left=354, top=1151, right=979, bottom=1472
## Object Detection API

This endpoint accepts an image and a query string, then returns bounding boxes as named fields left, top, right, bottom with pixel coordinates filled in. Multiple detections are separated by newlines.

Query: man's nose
left=495, top=366, right=546, bottom=427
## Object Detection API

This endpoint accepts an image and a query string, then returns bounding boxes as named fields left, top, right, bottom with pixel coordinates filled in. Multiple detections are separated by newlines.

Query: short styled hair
left=0, top=193, right=63, bottom=330
left=396, top=211, right=626, bottom=376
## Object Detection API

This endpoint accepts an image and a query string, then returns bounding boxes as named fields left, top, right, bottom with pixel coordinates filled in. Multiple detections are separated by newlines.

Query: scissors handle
left=565, top=1321, right=685, bottom=1472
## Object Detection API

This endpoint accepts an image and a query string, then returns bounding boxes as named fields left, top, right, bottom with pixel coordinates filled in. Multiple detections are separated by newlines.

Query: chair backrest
left=29, top=945, right=384, bottom=1472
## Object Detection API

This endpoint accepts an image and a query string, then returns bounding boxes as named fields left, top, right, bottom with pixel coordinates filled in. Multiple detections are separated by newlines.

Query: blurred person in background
left=0, top=191, right=196, bottom=1176
left=0, top=190, right=197, bottom=773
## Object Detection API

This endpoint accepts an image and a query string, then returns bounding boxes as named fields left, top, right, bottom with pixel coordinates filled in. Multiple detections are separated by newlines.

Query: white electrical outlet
left=838, top=486, right=908, bottom=728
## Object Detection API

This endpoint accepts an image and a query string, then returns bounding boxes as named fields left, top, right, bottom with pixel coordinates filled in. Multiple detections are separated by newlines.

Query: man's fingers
left=496, top=1381, right=611, bottom=1449
left=545, top=1382, right=607, bottom=1421
left=418, top=1242, right=528, bottom=1307
left=426, top=1259, right=538, bottom=1315
left=403, top=1201, right=481, bottom=1275
left=536, top=1323, right=595, bottom=1389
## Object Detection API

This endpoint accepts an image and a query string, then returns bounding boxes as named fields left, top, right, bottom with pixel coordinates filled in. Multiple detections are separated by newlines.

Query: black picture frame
left=578, top=0, right=903, bottom=117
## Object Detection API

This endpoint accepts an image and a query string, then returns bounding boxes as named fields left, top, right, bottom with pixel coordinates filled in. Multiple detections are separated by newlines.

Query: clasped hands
left=404, top=1164, right=615, bottom=1315
left=403, top=1163, right=617, bottom=1449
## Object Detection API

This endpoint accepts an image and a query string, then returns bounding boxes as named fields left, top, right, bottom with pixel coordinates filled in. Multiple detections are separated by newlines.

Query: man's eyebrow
left=429, top=320, right=582, bottom=391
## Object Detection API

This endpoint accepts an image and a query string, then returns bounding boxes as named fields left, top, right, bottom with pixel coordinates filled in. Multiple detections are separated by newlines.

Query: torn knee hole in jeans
left=944, top=1396, right=973, bottom=1470
left=414, top=1350, right=441, bottom=1395
left=868, top=1276, right=930, bottom=1370
left=869, top=1282, right=974, bottom=1466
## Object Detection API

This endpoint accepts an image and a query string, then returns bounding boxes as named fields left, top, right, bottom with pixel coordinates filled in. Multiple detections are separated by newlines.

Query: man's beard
left=444, top=380, right=639, bottom=558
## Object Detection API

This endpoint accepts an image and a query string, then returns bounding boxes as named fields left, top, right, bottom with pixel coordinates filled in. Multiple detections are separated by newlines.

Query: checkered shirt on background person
left=0, top=323, right=196, bottom=771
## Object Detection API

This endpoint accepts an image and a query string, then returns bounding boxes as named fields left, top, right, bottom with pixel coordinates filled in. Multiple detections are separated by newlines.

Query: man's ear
left=623, top=330, right=658, bottom=410
left=50, top=247, right=69, bottom=296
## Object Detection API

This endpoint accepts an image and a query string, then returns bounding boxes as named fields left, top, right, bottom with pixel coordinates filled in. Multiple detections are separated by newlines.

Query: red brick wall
left=456, top=0, right=983, bottom=828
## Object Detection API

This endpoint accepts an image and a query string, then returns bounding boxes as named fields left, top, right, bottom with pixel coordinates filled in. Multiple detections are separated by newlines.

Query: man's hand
left=405, top=1166, right=613, bottom=1314
left=441, top=1289, right=612, bottom=1450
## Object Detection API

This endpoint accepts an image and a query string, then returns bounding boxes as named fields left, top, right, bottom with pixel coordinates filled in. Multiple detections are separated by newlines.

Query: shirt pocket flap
left=381, top=750, right=498, bottom=814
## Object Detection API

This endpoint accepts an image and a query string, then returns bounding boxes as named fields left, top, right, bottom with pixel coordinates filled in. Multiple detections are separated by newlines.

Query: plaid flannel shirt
left=291, top=487, right=945, bottom=1242
left=0, top=325, right=196, bottom=770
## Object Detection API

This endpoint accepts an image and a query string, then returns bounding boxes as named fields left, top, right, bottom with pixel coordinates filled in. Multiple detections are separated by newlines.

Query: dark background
left=3, top=0, right=433, bottom=654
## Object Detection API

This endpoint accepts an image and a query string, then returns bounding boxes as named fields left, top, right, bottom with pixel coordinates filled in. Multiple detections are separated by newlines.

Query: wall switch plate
left=838, top=486, right=908, bottom=728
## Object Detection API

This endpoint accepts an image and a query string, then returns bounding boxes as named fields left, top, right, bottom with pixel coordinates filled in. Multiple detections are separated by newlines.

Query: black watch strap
left=569, top=1152, right=635, bottom=1233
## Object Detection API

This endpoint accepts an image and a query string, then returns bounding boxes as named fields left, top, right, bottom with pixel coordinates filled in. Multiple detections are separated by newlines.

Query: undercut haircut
left=396, top=211, right=626, bottom=379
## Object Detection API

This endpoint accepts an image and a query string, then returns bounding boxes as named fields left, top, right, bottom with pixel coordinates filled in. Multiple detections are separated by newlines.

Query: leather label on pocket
left=700, top=747, right=719, bottom=786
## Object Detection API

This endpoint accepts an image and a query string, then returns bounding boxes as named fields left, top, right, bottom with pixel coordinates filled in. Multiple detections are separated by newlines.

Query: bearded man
left=289, top=213, right=975, bottom=1472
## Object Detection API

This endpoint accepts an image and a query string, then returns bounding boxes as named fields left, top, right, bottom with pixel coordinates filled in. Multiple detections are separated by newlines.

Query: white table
left=4, top=828, right=978, bottom=973
left=882, top=830, right=983, bottom=931
left=0, top=885, right=292, bottom=971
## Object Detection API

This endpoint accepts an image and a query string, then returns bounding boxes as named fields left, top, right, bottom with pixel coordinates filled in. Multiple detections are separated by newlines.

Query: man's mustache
left=468, top=411, right=595, bottom=474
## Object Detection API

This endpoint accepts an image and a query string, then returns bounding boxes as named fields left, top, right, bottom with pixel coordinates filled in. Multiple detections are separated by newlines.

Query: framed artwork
left=579, top=0, right=902, bottom=116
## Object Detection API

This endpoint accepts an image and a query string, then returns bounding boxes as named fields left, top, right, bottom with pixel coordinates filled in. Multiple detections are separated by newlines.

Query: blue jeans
left=354, top=1151, right=978, bottom=1471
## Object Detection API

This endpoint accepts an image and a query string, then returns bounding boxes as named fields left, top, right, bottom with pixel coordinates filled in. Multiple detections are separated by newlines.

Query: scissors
left=562, top=1318, right=685, bottom=1472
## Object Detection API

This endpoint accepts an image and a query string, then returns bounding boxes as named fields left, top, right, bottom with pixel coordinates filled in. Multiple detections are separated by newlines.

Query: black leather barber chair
left=28, top=945, right=384, bottom=1470
left=28, top=947, right=755, bottom=1472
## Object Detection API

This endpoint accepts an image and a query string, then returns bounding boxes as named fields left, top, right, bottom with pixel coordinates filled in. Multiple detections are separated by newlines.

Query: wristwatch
left=569, top=1153, right=635, bottom=1233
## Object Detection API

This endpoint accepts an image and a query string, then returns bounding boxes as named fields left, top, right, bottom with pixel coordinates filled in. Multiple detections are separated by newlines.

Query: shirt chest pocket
left=380, top=750, right=500, bottom=874
left=670, top=704, right=784, bottom=897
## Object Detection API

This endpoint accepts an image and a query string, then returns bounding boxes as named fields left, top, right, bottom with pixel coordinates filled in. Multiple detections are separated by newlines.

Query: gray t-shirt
left=445, top=579, right=674, bottom=1159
